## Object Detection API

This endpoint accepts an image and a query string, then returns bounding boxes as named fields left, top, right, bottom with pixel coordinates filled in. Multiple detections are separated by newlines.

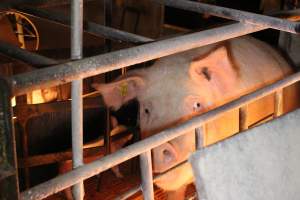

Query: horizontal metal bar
left=21, top=70, right=300, bottom=200
left=0, top=42, right=58, bottom=67
left=154, top=0, right=300, bottom=33
left=17, top=130, right=132, bottom=168
left=14, top=6, right=153, bottom=44
left=11, top=22, right=266, bottom=96
left=18, top=147, right=104, bottom=168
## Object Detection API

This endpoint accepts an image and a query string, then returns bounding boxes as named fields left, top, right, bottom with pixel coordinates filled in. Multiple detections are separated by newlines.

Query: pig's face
left=92, top=44, right=238, bottom=178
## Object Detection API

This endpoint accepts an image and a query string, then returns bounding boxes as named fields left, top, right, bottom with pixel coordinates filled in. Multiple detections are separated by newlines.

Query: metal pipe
left=139, top=151, right=154, bottom=200
left=12, top=22, right=267, bottom=96
left=154, top=0, right=300, bottom=33
left=70, top=0, right=84, bottom=199
left=117, top=160, right=189, bottom=200
left=14, top=6, right=153, bottom=44
left=21, top=70, right=300, bottom=200
left=0, top=78, right=20, bottom=200
left=0, top=42, right=57, bottom=67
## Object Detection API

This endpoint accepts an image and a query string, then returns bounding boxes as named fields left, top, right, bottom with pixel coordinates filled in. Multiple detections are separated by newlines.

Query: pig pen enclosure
left=1, top=0, right=300, bottom=200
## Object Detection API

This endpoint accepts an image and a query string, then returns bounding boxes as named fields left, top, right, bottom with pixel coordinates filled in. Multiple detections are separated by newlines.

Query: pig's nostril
left=163, top=149, right=173, bottom=163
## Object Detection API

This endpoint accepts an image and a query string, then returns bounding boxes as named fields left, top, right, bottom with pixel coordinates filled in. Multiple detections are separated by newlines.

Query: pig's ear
left=92, top=76, right=145, bottom=110
left=189, top=46, right=238, bottom=92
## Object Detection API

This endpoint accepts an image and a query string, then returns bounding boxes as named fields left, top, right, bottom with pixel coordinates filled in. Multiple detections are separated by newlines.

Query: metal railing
left=0, top=0, right=299, bottom=200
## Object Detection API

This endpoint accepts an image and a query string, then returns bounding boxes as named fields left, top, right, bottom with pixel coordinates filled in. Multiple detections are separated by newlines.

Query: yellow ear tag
left=120, top=83, right=128, bottom=97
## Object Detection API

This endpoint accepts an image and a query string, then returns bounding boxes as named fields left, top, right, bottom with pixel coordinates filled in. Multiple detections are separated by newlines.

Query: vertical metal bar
left=139, top=151, right=154, bottom=200
left=274, top=89, right=283, bottom=117
left=195, top=126, right=205, bottom=149
left=103, top=0, right=112, bottom=148
left=0, top=78, right=20, bottom=200
left=239, top=106, right=248, bottom=131
left=71, top=0, right=84, bottom=199
left=104, top=0, right=113, bottom=81
left=20, top=121, right=30, bottom=189
left=105, top=109, right=111, bottom=154
left=104, top=0, right=112, bottom=51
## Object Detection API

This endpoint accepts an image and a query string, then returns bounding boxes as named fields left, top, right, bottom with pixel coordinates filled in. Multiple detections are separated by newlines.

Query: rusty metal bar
left=274, top=89, right=284, bottom=117
left=139, top=151, right=154, bottom=200
left=12, top=22, right=267, bottom=96
left=239, top=106, right=248, bottom=131
left=14, top=6, right=153, bottom=44
left=0, top=78, right=20, bottom=200
left=0, top=42, right=58, bottom=67
left=154, top=0, right=300, bottom=33
left=70, top=0, right=84, bottom=199
left=21, top=70, right=300, bottom=200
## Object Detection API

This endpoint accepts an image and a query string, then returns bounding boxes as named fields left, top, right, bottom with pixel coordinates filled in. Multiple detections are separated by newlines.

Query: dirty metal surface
left=190, top=108, right=300, bottom=200
left=0, top=77, right=19, bottom=200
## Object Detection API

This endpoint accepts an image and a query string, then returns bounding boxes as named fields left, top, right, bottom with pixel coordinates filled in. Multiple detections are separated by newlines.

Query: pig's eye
left=193, top=102, right=201, bottom=112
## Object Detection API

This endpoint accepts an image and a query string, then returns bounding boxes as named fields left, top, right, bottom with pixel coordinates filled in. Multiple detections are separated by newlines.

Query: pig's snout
left=153, top=142, right=179, bottom=173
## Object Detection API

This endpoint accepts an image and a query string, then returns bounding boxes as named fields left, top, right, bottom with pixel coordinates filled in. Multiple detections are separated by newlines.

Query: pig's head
left=92, top=44, right=238, bottom=190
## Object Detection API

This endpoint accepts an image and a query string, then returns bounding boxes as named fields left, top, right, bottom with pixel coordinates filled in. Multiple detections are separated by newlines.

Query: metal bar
left=104, top=0, right=112, bottom=49
left=18, top=147, right=104, bottom=168
left=239, top=106, right=248, bottom=131
left=0, top=42, right=58, bottom=67
left=139, top=151, right=154, bottom=200
left=104, top=109, right=111, bottom=154
left=70, top=0, right=84, bottom=199
left=274, top=89, right=283, bottom=117
left=154, top=0, right=300, bottom=33
left=195, top=126, right=205, bottom=149
left=117, top=160, right=189, bottom=200
left=21, top=70, right=300, bottom=200
left=14, top=6, right=153, bottom=44
left=0, top=77, right=20, bottom=200
left=12, top=22, right=267, bottom=96
left=104, top=0, right=112, bottom=154
left=20, top=122, right=30, bottom=188
left=17, top=131, right=131, bottom=168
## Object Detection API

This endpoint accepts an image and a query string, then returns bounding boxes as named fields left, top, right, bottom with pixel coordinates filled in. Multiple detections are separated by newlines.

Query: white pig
left=92, top=36, right=297, bottom=199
